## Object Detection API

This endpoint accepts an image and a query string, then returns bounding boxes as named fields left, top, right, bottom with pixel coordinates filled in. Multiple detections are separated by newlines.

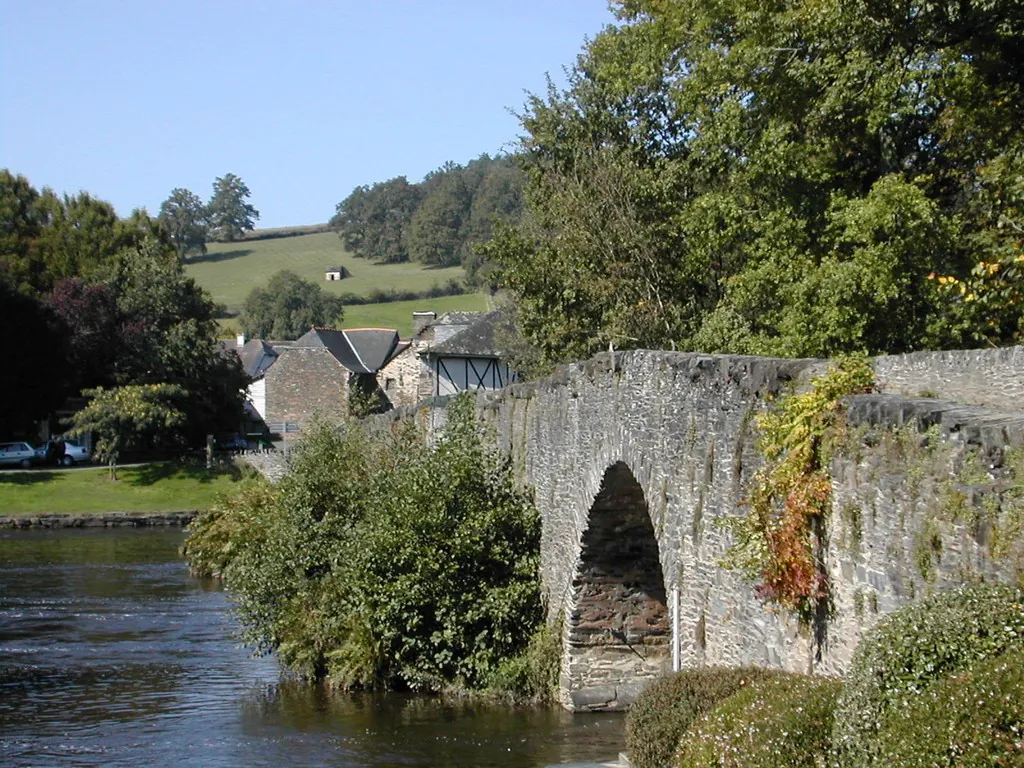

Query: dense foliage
left=485, top=0, right=1024, bottom=365
left=330, top=154, right=523, bottom=273
left=159, top=188, right=209, bottom=260
left=239, top=269, right=344, bottom=340
left=207, top=173, right=260, bottom=242
left=184, top=396, right=544, bottom=693
left=626, top=667, right=780, bottom=768
left=720, top=357, right=874, bottom=622
left=1, top=170, right=247, bottom=444
left=157, top=173, right=260, bottom=258
left=65, top=383, right=185, bottom=478
left=831, top=584, right=1024, bottom=767
left=872, top=646, right=1024, bottom=768
left=676, top=674, right=842, bottom=768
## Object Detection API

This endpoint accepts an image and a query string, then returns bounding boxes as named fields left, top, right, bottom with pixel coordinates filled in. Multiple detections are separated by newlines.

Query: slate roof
left=238, top=339, right=279, bottom=378
left=294, top=327, right=410, bottom=374
left=427, top=309, right=510, bottom=358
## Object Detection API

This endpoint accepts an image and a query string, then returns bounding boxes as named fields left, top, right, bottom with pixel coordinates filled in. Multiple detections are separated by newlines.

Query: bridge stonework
left=175, top=343, right=999, bottom=712
left=381, top=347, right=1024, bottom=711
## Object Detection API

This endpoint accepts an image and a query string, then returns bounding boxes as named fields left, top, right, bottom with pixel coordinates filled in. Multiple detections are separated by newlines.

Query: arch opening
left=563, top=461, right=671, bottom=711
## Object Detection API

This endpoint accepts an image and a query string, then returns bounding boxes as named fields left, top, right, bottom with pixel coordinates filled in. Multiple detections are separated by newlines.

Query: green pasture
left=0, top=462, right=248, bottom=515
left=187, top=232, right=467, bottom=314
left=342, top=293, right=492, bottom=335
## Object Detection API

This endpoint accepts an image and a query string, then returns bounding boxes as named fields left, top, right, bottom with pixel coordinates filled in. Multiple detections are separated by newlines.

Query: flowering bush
left=831, top=584, right=1024, bottom=767
left=873, top=646, right=1024, bottom=767
left=676, top=673, right=841, bottom=768
left=626, top=667, right=780, bottom=768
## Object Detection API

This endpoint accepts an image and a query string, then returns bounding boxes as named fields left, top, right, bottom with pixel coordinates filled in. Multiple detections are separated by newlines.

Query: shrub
left=182, top=478, right=278, bottom=578
left=626, top=667, right=780, bottom=768
left=832, top=584, right=1024, bottom=768
left=183, top=395, right=542, bottom=693
left=487, top=619, right=562, bottom=702
left=677, top=673, right=842, bottom=768
left=872, top=646, right=1024, bottom=767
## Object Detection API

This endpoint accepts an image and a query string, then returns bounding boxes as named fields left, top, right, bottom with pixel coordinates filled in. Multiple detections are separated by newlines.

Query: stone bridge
left=254, top=345, right=1024, bottom=711
left=394, top=346, right=1024, bottom=711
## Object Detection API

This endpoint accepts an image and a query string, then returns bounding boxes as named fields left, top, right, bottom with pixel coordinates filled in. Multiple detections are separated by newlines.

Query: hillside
left=186, top=232, right=487, bottom=336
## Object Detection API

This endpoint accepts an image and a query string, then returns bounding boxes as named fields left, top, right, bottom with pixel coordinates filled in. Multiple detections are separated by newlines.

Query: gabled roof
left=238, top=339, right=279, bottom=378
left=427, top=309, right=510, bottom=359
left=294, top=327, right=410, bottom=374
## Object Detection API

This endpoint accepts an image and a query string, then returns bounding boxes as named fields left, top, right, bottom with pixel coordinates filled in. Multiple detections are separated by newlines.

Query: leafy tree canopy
left=484, top=0, right=1024, bottom=366
left=239, top=269, right=345, bottom=340
left=1, top=169, right=161, bottom=295
left=329, top=155, right=524, bottom=274
left=207, top=173, right=259, bottom=242
left=159, top=187, right=209, bottom=260
left=65, top=383, right=186, bottom=479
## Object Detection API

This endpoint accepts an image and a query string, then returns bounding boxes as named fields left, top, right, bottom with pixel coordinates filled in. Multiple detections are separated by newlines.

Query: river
left=0, top=528, right=625, bottom=768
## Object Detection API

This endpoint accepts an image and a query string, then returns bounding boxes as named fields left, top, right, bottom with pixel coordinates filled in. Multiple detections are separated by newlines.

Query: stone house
left=421, top=309, right=519, bottom=397
left=377, top=309, right=520, bottom=407
left=239, top=326, right=409, bottom=438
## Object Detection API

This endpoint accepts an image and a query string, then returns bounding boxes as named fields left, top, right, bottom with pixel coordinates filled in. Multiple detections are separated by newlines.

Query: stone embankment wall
left=1, top=511, right=197, bottom=528
left=279, top=345, right=1024, bottom=712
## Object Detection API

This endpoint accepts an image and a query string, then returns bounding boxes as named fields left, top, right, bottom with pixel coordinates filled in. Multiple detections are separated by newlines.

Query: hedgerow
left=872, top=645, right=1024, bottom=767
left=676, top=673, right=842, bottom=768
left=626, top=667, right=780, bottom=768
left=831, top=584, right=1024, bottom=767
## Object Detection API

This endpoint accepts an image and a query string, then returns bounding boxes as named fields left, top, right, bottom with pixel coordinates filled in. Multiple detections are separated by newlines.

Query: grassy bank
left=342, top=293, right=492, bottom=335
left=187, top=232, right=469, bottom=313
left=0, top=463, right=248, bottom=516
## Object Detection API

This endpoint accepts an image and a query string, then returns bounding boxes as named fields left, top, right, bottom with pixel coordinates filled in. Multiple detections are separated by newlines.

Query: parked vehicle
left=62, top=442, right=91, bottom=466
left=216, top=433, right=249, bottom=453
left=0, top=441, right=37, bottom=468
left=34, top=440, right=92, bottom=467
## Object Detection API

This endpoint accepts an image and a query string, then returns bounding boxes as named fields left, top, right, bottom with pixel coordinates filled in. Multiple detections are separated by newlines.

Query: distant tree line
left=0, top=169, right=247, bottom=456
left=329, top=154, right=523, bottom=283
left=159, top=173, right=260, bottom=260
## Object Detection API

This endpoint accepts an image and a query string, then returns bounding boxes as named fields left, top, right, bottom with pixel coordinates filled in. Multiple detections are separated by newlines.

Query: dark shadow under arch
left=564, top=462, right=671, bottom=711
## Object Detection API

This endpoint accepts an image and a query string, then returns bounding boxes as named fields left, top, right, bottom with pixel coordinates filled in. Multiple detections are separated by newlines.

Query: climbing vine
left=721, top=357, right=875, bottom=622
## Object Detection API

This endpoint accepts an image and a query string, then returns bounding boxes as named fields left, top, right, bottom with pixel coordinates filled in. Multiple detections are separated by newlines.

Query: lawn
left=342, top=293, right=493, bottom=335
left=0, top=462, right=249, bottom=516
left=187, top=232, right=469, bottom=314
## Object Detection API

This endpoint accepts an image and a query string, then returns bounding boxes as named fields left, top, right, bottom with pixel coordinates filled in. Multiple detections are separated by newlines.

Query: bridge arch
left=561, top=461, right=671, bottom=711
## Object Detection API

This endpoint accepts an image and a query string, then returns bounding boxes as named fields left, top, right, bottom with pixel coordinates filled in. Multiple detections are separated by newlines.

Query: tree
left=239, top=270, right=344, bottom=340
left=330, top=177, right=421, bottom=262
left=159, top=188, right=208, bottom=259
left=207, top=173, right=259, bottom=241
left=404, top=169, right=471, bottom=266
left=486, top=0, right=1024, bottom=365
left=99, top=237, right=249, bottom=444
left=65, top=384, right=186, bottom=479
left=0, top=271, right=71, bottom=434
left=45, top=278, right=120, bottom=393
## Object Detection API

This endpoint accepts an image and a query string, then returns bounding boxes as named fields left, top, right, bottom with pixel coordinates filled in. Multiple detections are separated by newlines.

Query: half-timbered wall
left=433, top=356, right=518, bottom=396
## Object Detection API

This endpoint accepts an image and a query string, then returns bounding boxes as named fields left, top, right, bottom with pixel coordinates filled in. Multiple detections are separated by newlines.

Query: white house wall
left=248, top=377, right=267, bottom=420
left=434, top=356, right=517, bottom=396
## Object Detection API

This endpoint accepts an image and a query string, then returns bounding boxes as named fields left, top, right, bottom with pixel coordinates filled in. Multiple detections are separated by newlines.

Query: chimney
left=236, top=333, right=245, bottom=348
left=412, top=311, right=436, bottom=337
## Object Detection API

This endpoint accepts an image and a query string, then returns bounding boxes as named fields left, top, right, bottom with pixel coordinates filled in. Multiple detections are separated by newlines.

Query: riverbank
left=0, top=510, right=196, bottom=528
left=0, top=462, right=249, bottom=516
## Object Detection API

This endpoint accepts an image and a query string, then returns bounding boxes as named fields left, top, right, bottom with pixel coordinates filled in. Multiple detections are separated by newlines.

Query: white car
left=62, top=442, right=91, bottom=465
left=0, top=441, right=37, bottom=468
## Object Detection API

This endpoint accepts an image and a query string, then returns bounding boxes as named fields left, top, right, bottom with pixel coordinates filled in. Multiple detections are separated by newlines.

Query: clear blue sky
left=1, top=1, right=616, bottom=228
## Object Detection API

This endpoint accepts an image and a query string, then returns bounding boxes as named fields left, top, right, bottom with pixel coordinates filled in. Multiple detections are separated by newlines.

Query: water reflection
left=0, top=528, right=625, bottom=767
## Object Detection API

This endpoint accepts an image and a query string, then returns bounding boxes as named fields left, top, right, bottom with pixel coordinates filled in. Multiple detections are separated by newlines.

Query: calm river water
left=0, top=528, right=625, bottom=768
